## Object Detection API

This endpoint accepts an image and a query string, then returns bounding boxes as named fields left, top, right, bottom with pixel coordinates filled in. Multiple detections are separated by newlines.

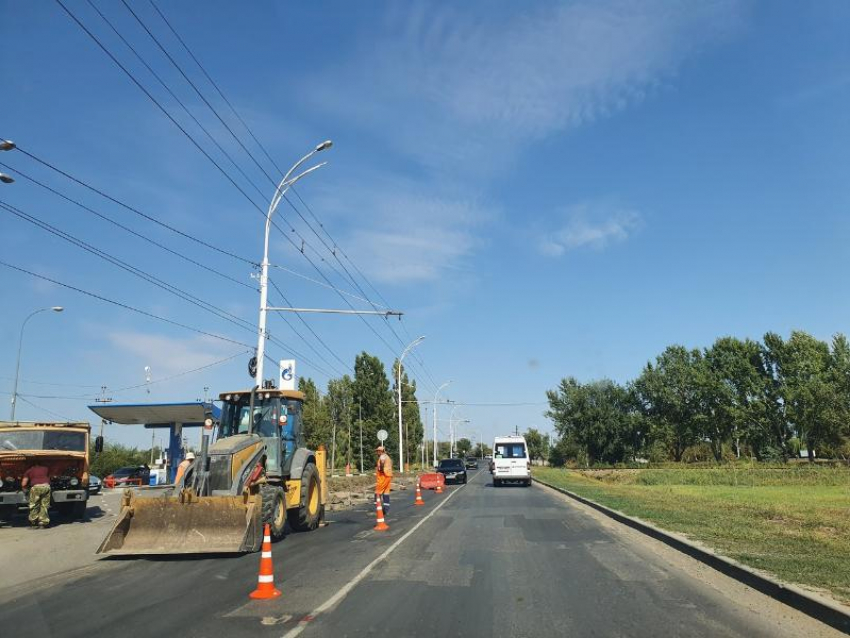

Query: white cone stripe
left=263, top=535, right=272, bottom=542
left=262, top=551, right=273, bottom=558
left=258, top=574, right=275, bottom=583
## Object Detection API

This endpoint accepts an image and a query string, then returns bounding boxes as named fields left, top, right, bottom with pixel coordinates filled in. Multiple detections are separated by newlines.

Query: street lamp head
left=315, top=140, right=333, bottom=152
left=0, top=173, right=14, bottom=184
left=51, top=306, right=64, bottom=312
left=0, top=139, right=16, bottom=151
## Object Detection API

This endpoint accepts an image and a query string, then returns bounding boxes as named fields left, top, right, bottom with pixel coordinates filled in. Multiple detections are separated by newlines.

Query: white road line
left=281, top=470, right=483, bottom=638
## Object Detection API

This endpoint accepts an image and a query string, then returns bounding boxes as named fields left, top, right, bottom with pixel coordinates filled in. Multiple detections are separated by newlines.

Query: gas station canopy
left=88, top=402, right=220, bottom=428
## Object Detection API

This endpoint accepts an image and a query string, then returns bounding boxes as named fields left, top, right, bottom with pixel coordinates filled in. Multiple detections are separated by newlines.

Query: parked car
left=465, top=457, right=479, bottom=469
left=88, top=475, right=102, bottom=495
left=437, top=458, right=467, bottom=484
left=103, top=466, right=146, bottom=488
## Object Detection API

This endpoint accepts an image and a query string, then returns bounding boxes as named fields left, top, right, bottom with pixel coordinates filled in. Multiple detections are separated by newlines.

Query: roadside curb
left=535, top=477, right=850, bottom=635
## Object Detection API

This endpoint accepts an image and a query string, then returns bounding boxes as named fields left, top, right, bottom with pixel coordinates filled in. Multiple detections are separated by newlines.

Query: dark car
left=437, top=458, right=467, bottom=484
left=465, top=457, right=479, bottom=469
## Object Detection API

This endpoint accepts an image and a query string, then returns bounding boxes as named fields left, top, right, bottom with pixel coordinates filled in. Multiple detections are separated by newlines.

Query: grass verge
left=534, top=466, right=850, bottom=604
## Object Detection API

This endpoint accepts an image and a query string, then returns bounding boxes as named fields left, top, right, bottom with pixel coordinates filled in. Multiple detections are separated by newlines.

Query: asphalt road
left=0, top=470, right=842, bottom=638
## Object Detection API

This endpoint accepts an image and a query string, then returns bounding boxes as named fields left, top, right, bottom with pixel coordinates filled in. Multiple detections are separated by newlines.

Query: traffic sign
left=377, top=429, right=388, bottom=442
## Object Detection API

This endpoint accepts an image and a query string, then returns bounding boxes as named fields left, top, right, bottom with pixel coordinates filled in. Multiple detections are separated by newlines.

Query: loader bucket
left=96, top=490, right=262, bottom=556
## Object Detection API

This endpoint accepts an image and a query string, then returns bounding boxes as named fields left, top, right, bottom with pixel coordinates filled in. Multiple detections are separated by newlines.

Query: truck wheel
left=288, top=462, right=321, bottom=532
left=57, top=501, right=87, bottom=520
left=260, top=484, right=286, bottom=540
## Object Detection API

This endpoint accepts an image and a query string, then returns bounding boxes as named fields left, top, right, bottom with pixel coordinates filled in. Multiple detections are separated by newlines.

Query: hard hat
left=185, top=452, right=196, bottom=460
left=376, top=445, right=385, bottom=451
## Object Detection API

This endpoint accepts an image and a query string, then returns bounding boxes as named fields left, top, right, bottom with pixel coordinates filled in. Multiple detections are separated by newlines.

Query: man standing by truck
left=21, top=461, right=51, bottom=528
left=375, top=444, right=393, bottom=514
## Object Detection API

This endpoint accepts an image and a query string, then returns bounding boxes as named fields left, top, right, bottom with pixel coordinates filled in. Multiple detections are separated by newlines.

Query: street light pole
left=432, top=381, right=451, bottom=466
left=254, top=141, right=332, bottom=387
left=397, top=335, right=425, bottom=474
left=10, top=306, right=64, bottom=420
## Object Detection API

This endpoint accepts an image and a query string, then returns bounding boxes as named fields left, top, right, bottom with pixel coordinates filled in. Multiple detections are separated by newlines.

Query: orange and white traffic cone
left=414, top=479, right=425, bottom=506
left=374, top=495, right=390, bottom=531
left=249, top=523, right=281, bottom=600
left=435, top=481, right=444, bottom=494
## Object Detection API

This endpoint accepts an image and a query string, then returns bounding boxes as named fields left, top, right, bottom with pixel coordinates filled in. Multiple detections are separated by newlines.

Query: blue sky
left=2, top=0, right=850, bottom=449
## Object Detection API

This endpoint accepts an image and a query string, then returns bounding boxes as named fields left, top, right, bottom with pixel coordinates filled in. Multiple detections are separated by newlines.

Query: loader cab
left=218, top=390, right=304, bottom=478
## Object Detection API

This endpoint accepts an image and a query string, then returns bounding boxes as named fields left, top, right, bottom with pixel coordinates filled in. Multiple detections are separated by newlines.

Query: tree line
left=299, top=351, right=424, bottom=470
left=546, top=331, right=850, bottom=466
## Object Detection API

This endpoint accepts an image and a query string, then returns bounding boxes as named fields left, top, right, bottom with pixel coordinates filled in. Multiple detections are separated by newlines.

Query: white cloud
left=305, top=173, right=490, bottom=285
left=105, top=331, right=237, bottom=378
left=306, top=0, right=744, bottom=177
left=540, top=201, right=642, bottom=255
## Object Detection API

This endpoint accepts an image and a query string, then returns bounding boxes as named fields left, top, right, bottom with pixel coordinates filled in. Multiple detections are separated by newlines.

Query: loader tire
left=261, top=484, right=286, bottom=540
left=288, top=462, right=322, bottom=532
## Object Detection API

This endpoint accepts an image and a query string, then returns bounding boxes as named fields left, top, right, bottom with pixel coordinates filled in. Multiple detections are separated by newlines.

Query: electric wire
left=0, top=161, right=255, bottom=291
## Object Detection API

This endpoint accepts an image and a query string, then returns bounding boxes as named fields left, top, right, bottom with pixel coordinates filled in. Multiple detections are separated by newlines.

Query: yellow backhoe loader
left=96, top=388, right=326, bottom=555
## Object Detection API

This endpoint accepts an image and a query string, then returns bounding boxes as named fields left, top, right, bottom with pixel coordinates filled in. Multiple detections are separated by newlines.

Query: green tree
left=299, top=377, right=331, bottom=451
left=352, top=352, right=395, bottom=468
left=633, top=346, right=702, bottom=462
left=326, top=375, right=354, bottom=470
left=456, top=437, right=472, bottom=457
left=525, top=428, right=546, bottom=462
left=89, top=442, right=150, bottom=478
left=546, top=378, right=641, bottom=465
left=776, top=331, right=847, bottom=461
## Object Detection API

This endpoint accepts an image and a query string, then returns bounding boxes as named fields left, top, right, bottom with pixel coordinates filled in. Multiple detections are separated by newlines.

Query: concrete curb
left=535, top=477, right=850, bottom=635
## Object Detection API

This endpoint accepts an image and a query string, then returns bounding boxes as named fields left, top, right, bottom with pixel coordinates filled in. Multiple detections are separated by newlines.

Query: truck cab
left=0, top=421, right=91, bottom=521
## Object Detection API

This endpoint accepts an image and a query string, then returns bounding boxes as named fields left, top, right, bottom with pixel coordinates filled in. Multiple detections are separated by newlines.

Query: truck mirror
left=95, top=435, right=104, bottom=454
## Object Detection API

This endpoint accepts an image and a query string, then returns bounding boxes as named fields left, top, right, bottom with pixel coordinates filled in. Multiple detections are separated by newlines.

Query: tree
left=633, top=346, right=702, bottom=462
left=326, top=375, right=354, bottom=470
left=525, top=428, right=546, bottom=463
left=546, top=378, right=642, bottom=465
left=352, top=352, right=395, bottom=468
left=456, top=437, right=472, bottom=457
left=471, top=442, right=492, bottom=458
left=776, top=331, right=847, bottom=461
left=299, top=377, right=331, bottom=451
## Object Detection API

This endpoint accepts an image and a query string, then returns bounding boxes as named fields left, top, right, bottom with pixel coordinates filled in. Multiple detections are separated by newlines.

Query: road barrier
left=535, top=477, right=850, bottom=634
left=414, top=479, right=425, bottom=506
left=418, top=472, right=445, bottom=491
left=249, top=524, right=281, bottom=600
left=373, top=496, right=389, bottom=531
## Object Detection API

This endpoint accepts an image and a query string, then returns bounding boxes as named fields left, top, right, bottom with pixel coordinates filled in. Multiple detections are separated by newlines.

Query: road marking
left=281, top=470, right=482, bottom=638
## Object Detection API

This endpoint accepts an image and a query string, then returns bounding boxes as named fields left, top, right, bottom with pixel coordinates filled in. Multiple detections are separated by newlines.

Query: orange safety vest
left=376, top=453, right=393, bottom=494
left=174, top=460, right=191, bottom=486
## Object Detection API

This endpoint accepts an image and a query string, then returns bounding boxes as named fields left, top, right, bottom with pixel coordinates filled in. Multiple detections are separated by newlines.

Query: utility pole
left=358, top=398, right=363, bottom=474
left=397, top=336, right=426, bottom=475
left=331, top=406, right=337, bottom=477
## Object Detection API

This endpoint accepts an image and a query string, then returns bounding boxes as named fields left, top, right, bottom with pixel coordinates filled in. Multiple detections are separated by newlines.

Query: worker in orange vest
left=174, top=452, right=195, bottom=486
left=375, top=444, right=393, bottom=514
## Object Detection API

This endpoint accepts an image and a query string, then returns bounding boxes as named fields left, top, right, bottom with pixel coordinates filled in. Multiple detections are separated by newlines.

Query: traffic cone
left=414, top=479, right=425, bottom=506
left=435, top=482, right=444, bottom=494
left=249, top=523, right=281, bottom=600
left=374, top=495, right=390, bottom=531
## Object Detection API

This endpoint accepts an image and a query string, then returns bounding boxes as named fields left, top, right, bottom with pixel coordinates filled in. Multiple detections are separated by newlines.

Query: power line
left=55, top=0, right=434, bottom=385
left=0, top=200, right=259, bottom=336
left=147, top=0, right=283, bottom=181
left=0, top=160, right=254, bottom=291
left=86, top=0, right=270, bottom=202
left=140, top=0, right=439, bottom=390
left=0, top=258, right=253, bottom=348
left=118, top=0, right=279, bottom=188
left=270, top=264, right=388, bottom=309
left=12, top=146, right=253, bottom=266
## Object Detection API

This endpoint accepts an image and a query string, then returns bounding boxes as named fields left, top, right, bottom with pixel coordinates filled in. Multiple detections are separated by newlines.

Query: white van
left=492, top=435, right=531, bottom=487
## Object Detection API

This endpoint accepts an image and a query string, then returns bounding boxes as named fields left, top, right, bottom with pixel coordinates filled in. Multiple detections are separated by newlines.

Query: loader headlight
left=70, top=477, right=80, bottom=486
